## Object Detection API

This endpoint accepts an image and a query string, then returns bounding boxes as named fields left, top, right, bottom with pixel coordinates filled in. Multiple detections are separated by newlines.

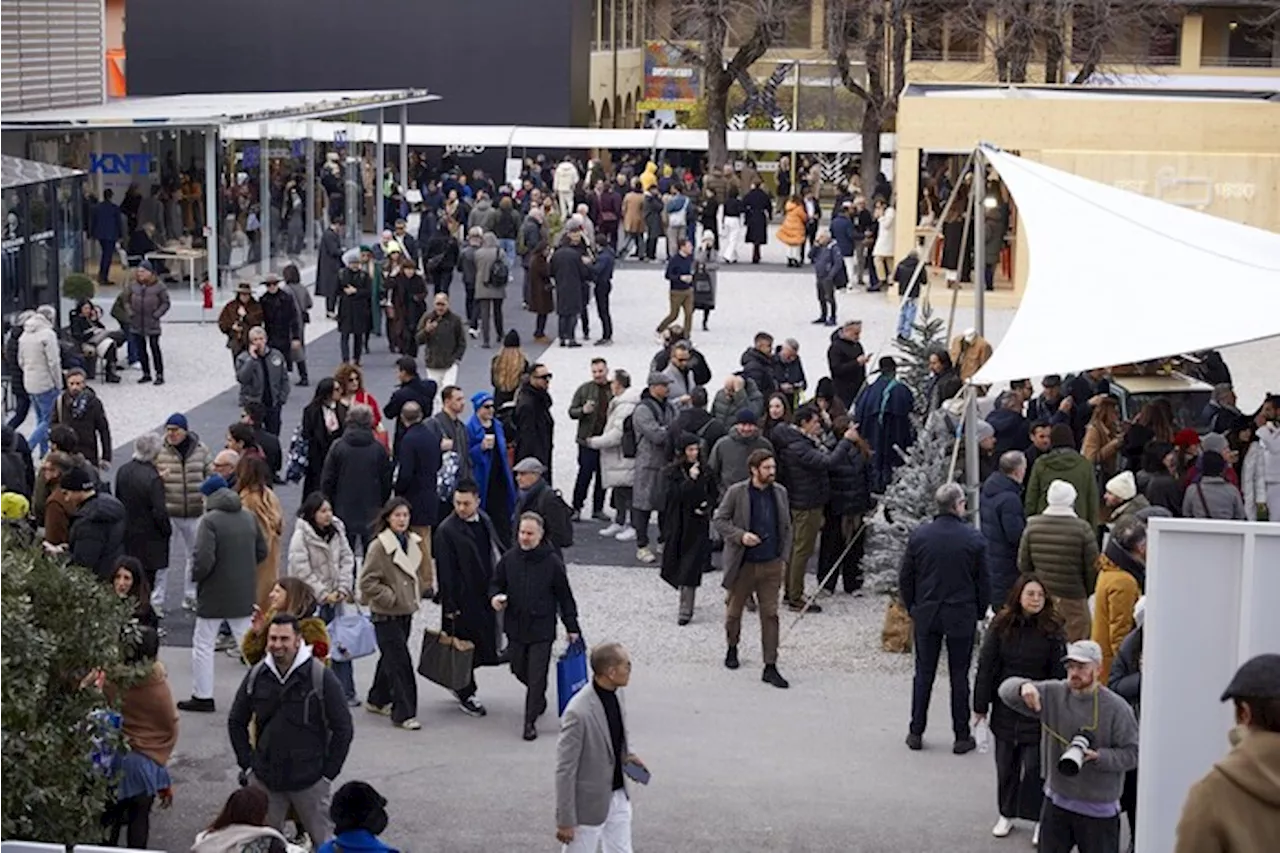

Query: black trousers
left=102, top=793, right=154, bottom=849
left=596, top=286, right=613, bottom=340
left=572, top=445, right=605, bottom=515
left=263, top=405, right=283, bottom=437
left=994, top=737, right=1044, bottom=821
left=644, top=235, right=659, bottom=260
left=910, top=625, right=974, bottom=740
left=1121, top=768, right=1138, bottom=837
left=368, top=614, right=418, bottom=724
left=818, top=510, right=864, bottom=592
left=1040, top=801, right=1121, bottom=853
left=509, top=639, right=553, bottom=724
left=339, top=332, right=365, bottom=365
left=132, top=333, right=165, bottom=379
left=557, top=313, right=578, bottom=343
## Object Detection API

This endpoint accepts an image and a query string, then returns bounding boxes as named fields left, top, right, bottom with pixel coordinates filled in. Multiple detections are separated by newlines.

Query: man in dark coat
left=987, top=391, right=1031, bottom=459
left=235, top=327, right=291, bottom=436
left=241, top=403, right=282, bottom=481
left=512, top=458, right=573, bottom=554
left=674, top=386, right=728, bottom=460
left=383, top=356, right=438, bottom=453
left=317, top=217, right=345, bottom=315
left=393, top=401, right=440, bottom=594
left=980, top=451, right=1028, bottom=612
left=827, top=321, right=868, bottom=409
left=321, top=404, right=393, bottom=556
left=512, top=364, right=556, bottom=485
left=257, top=274, right=301, bottom=367
left=60, top=466, right=127, bottom=580
left=549, top=232, right=591, bottom=346
left=51, top=368, right=112, bottom=468
left=854, top=356, right=916, bottom=492
left=899, top=482, right=988, bottom=753
left=114, top=432, right=172, bottom=592
left=489, top=511, right=580, bottom=741
left=434, top=478, right=504, bottom=717
left=742, top=181, right=773, bottom=264
left=739, top=333, right=777, bottom=397
left=336, top=250, right=372, bottom=366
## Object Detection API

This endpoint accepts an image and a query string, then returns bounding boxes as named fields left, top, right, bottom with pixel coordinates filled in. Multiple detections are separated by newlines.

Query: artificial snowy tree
left=864, top=304, right=958, bottom=593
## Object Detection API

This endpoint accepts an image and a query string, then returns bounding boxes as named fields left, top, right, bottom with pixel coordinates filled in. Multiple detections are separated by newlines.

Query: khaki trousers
left=725, top=559, right=784, bottom=665
left=786, top=507, right=824, bottom=603
left=410, top=525, right=435, bottom=591
left=655, top=289, right=694, bottom=340
left=1054, top=595, right=1092, bottom=642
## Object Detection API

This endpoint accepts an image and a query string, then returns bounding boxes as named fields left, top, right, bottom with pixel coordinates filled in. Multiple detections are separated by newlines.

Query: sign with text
left=90, top=153, right=153, bottom=175
left=638, top=41, right=701, bottom=112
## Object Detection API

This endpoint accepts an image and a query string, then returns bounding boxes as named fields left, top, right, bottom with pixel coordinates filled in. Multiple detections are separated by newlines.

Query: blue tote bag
left=327, top=603, right=378, bottom=663
left=557, top=637, right=589, bottom=715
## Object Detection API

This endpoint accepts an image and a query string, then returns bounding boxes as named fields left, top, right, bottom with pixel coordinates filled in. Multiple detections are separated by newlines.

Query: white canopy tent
left=219, top=121, right=895, bottom=156
left=972, top=145, right=1280, bottom=385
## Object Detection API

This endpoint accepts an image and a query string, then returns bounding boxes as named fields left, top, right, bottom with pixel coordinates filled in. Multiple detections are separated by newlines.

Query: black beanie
left=503, top=329, right=520, bottom=348
left=1201, top=450, right=1226, bottom=478
left=1050, top=423, right=1075, bottom=449
left=330, top=781, right=389, bottom=836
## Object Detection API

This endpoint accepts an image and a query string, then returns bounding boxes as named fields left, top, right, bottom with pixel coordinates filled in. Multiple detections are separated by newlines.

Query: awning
left=972, top=146, right=1280, bottom=385
left=218, top=122, right=896, bottom=155
left=0, top=90, right=438, bottom=131
left=1, top=155, right=85, bottom=189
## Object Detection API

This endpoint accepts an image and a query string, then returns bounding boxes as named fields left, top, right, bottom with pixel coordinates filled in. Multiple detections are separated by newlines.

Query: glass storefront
left=1, top=162, right=85, bottom=322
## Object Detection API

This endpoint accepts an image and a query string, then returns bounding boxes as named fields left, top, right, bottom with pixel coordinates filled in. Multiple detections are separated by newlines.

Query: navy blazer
left=899, top=513, right=988, bottom=635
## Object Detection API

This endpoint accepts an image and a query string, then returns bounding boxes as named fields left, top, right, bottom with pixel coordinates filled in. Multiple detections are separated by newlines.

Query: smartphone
left=622, top=760, right=650, bottom=785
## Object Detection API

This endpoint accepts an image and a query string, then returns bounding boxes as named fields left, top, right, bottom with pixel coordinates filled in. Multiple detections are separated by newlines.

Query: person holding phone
left=556, top=642, right=645, bottom=851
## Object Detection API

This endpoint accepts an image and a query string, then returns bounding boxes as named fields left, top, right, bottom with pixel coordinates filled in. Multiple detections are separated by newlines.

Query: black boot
left=296, top=360, right=309, bottom=387
left=103, top=361, right=121, bottom=384
left=762, top=664, right=790, bottom=689
left=724, top=646, right=739, bottom=670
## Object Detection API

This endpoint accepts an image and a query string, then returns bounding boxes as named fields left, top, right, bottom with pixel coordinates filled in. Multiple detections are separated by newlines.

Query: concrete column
left=259, top=123, right=270, bottom=272
left=305, top=128, right=315, bottom=254
left=809, top=0, right=825, bottom=49
left=204, top=129, right=219, bottom=288
left=375, top=109, right=385, bottom=237
left=1180, top=13, right=1204, bottom=70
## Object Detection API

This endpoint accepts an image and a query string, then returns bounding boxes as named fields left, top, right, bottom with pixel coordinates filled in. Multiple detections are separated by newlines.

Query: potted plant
left=61, top=272, right=96, bottom=302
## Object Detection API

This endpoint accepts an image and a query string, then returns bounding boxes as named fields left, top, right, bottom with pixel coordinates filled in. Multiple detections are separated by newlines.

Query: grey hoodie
left=708, top=427, right=774, bottom=488
left=191, top=488, right=267, bottom=619
left=999, top=676, right=1139, bottom=807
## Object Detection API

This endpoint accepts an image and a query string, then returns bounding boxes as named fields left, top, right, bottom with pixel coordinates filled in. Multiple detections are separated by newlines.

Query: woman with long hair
left=241, top=576, right=329, bottom=665
left=659, top=434, right=715, bottom=625
left=191, top=786, right=289, bottom=853
left=1082, top=395, right=1124, bottom=481
left=334, top=362, right=387, bottom=451
left=1137, top=440, right=1183, bottom=516
left=111, top=555, right=159, bottom=629
left=288, top=491, right=357, bottom=702
left=1122, top=398, right=1175, bottom=472
left=762, top=392, right=792, bottom=445
left=357, top=497, right=424, bottom=730
left=235, top=455, right=283, bottom=613
left=300, top=377, right=347, bottom=497
left=972, top=574, right=1067, bottom=844
left=490, top=329, right=530, bottom=408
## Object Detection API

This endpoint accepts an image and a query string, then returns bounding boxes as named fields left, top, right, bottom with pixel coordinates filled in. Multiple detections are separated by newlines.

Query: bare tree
left=665, top=0, right=804, bottom=176
left=826, top=0, right=919, bottom=191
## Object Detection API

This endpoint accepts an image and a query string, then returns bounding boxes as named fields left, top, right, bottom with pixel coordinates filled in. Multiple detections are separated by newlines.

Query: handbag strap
left=1195, top=482, right=1212, bottom=517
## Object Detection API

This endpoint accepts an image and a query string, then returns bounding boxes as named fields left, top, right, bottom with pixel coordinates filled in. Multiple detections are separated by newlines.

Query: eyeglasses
left=534, top=373, right=551, bottom=381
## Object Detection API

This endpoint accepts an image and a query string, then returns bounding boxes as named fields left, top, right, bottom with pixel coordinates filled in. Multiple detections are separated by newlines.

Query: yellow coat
left=777, top=199, right=808, bottom=247
left=1091, top=553, right=1140, bottom=683
left=639, top=163, right=658, bottom=192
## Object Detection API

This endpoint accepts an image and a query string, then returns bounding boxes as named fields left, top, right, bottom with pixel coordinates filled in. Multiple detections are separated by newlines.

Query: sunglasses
left=534, top=373, right=552, bottom=381
left=480, top=402, right=494, bottom=410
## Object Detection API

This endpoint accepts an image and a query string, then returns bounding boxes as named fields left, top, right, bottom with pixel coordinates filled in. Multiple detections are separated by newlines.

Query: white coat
left=16, top=313, right=62, bottom=395
left=587, top=386, right=640, bottom=489
left=554, top=161, right=581, bottom=195
left=872, top=206, right=896, bottom=258
left=286, top=517, right=356, bottom=601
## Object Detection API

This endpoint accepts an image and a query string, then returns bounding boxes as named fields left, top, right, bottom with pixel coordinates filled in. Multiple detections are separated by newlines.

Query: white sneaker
left=992, top=817, right=1013, bottom=838
left=467, top=327, right=479, bottom=339
left=182, top=595, right=197, bottom=611
left=614, top=525, right=636, bottom=542
left=599, top=522, right=623, bottom=537
left=636, top=546, right=656, bottom=563
left=1031, top=823, right=1040, bottom=847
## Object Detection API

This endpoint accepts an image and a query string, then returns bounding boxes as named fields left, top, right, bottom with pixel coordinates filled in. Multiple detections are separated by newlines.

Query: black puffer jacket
left=973, top=618, right=1067, bottom=744
left=68, top=492, right=127, bottom=580
left=828, top=446, right=874, bottom=516
left=320, top=426, right=393, bottom=536
left=489, top=540, right=580, bottom=644
left=739, top=347, right=777, bottom=397
left=771, top=423, right=854, bottom=511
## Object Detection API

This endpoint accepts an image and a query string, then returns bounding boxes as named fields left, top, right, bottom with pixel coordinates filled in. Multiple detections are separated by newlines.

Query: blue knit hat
left=200, top=474, right=227, bottom=496
left=471, top=390, right=495, bottom=411
left=165, top=412, right=188, bottom=430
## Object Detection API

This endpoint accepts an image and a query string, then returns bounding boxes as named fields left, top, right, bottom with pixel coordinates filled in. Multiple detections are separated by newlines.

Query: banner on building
left=638, top=41, right=701, bottom=112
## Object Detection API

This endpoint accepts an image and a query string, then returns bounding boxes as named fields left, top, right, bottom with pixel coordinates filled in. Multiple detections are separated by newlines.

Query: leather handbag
left=417, top=619, right=475, bottom=690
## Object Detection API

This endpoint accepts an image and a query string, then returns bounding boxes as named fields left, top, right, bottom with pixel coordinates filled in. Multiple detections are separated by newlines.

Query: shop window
left=911, top=16, right=944, bottom=61
left=622, top=0, right=635, bottom=48
left=1227, top=20, right=1277, bottom=67
left=774, top=6, right=813, bottom=49
left=2, top=189, right=26, bottom=314
left=1147, top=19, right=1180, bottom=65
left=28, top=182, right=57, bottom=309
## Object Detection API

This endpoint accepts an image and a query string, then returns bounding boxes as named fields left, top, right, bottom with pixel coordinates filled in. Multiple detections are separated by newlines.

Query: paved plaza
left=91, top=254, right=1275, bottom=851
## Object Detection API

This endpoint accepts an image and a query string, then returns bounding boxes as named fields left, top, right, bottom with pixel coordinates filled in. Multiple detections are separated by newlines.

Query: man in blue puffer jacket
left=980, top=450, right=1028, bottom=612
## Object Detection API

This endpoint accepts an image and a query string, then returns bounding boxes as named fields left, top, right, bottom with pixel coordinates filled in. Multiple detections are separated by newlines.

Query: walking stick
left=779, top=520, right=871, bottom=647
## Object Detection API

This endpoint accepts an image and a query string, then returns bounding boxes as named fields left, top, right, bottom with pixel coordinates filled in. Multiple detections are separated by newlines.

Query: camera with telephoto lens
left=1057, top=731, right=1094, bottom=777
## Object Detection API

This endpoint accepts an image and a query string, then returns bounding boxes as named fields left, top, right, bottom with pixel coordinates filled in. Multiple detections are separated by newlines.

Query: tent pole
left=204, top=128, right=219, bottom=289
left=375, top=109, right=386, bottom=238
left=944, top=159, right=977, bottom=339
left=305, top=127, right=315, bottom=255
left=963, top=385, right=980, bottom=527
left=973, top=147, right=987, bottom=339
left=904, top=149, right=974, bottom=320
left=259, top=123, right=271, bottom=273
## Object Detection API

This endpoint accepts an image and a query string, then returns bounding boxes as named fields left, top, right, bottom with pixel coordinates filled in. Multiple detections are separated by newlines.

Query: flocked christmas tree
left=861, top=304, right=960, bottom=593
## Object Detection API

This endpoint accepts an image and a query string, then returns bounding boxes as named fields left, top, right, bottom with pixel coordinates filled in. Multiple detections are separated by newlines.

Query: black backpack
left=621, top=414, right=639, bottom=459
left=245, top=657, right=328, bottom=732
left=488, top=251, right=510, bottom=287
left=537, top=487, right=575, bottom=549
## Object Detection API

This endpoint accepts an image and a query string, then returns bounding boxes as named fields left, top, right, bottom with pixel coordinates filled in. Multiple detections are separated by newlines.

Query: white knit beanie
left=1105, top=470, right=1137, bottom=501
left=1047, top=479, right=1077, bottom=510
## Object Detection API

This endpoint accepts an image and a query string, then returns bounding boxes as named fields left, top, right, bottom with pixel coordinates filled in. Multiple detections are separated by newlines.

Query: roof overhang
left=0, top=89, right=439, bottom=132
left=1, top=155, right=86, bottom=189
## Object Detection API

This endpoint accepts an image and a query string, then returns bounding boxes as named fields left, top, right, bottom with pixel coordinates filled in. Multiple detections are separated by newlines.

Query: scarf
left=70, top=391, right=92, bottom=420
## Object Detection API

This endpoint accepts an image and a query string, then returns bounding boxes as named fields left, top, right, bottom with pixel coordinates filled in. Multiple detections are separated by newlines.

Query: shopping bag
left=327, top=604, right=378, bottom=663
left=881, top=595, right=914, bottom=654
left=418, top=625, right=475, bottom=690
left=557, top=637, right=589, bottom=715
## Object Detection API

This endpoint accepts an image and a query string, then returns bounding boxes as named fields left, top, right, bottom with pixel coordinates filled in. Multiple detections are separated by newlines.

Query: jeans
left=339, top=332, right=366, bottom=365
left=572, top=445, right=605, bottom=514
left=425, top=364, right=458, bottom=391
left=132, top=333, right=165, bottom=379
left=897, top=298, right=918, bottom=338
left=558, top=312, right=578, bottom=343
left=369, top=614, right=418, bottom=723
left=192, top=616, right=253, bottom=699
left=816, top=278, right=836, bottom=322
left=596, top=286, right=613, bottom=340
left=508, top=639, right=552, bottom=725
left=909, top=624, right=975, bottom=740
left=1040, top=800, right=1121, bottom=853
left=29, top=388, right=60, bottom=455
left=498, top=237, right=517, bottom=269
left=125, top=332, right=140, bottom=365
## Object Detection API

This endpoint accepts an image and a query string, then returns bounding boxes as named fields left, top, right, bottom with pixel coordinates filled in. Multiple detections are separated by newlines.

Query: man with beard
left=513, top=363, right=556, bottom=485
left=51, top=367, right=112, bottom=470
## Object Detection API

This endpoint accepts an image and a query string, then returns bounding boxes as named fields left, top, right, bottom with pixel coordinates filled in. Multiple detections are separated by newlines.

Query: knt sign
left=90, top=153, right=154, bottom=175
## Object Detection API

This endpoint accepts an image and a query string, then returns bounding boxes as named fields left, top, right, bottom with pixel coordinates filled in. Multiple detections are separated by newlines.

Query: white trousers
left=721, top=217, right=742, bottom=262
left=564, top=790, right=632, bottom=853
left=558, top=191, right=575, bottom=219
left=842, top=255, right=856, bottom=286
left=153, top=516, right=203, bottom=609
left=192, top=615, right=253, bottom=699
left=425, top=364, right=459, bottom=392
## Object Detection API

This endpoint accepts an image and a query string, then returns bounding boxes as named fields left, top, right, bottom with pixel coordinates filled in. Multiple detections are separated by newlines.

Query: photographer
left=998, top=640, right=1139, bottom=853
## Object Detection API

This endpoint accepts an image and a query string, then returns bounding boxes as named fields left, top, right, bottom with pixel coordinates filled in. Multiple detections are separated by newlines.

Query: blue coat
left=91, top=200, right=122, bottom=242
left=854, top=374, right=916, bottom=492
left=979, top=471, right=1026, bottom=610
left=317, top=830, right=398, bottom=853
left=899, top=513, right=988, bottom=635
left=393, top=421, right=441, bottom=528
left=467, top=413, right=516, bottom=522
left=830, top=213, right=856, bottom=257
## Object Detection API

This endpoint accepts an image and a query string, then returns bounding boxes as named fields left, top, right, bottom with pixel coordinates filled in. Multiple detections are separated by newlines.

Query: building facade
left=1, top=0, right=105, bottom=111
